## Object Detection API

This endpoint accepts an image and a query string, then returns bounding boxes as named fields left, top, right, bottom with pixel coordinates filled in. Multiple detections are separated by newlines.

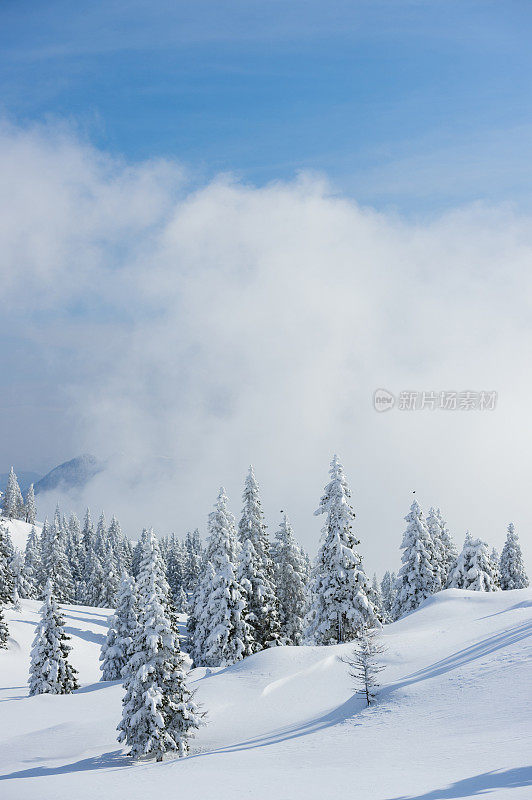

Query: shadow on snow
left=384, top=765, right=532, bottom=799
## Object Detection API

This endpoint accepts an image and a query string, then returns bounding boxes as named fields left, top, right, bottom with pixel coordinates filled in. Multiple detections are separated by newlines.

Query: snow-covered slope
left=0, top=516, right=42, bottom=552
left=1, top=589, right=531, bottom=800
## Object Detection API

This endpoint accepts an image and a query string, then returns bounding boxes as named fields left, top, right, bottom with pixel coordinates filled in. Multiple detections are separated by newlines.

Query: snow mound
left=0, top=588, right=531, bottom=799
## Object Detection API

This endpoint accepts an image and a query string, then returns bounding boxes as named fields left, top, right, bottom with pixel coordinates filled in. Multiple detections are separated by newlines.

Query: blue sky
left=2, top=0, right=531, bottom=211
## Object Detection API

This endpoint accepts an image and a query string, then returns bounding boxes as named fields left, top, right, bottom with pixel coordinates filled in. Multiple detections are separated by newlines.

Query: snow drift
left=0, top=588, right=531, bottom=799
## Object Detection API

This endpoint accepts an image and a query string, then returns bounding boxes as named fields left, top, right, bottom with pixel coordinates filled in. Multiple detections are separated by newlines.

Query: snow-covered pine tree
left=188, top=561, right=216, bottom=665
left=108, top=516, right=131, bottom=574
left=117, top=529, right=202, bottom=760
left=307, top=456, right=378, bottom=644
left=174, top=586, right=188, bottom=613
left=446, top=533, right=499, bottom=591
left=184, top=530, right=202, bottom=592
left=100, top=573, right=138, bottom=681
left=166, top=533, right=185, bottom=601
left=237, top=466, right=281, bottom=649
left=1, top=467, right=25, bottom=520
left=100, top=544, right=120, bottom=608
left=66, top=514, right=84, bottom=600
left=342, top=624, right=386, bottom=707
left=10, top=549, right=32, bottom=600
left=194, top=488, right=253, bottom=667
left=29, top=579, right=79, bottom=695
left=41, top=517, right=74, bottom=602
left=83, top=546, right=105, bottom=607
left=500, top=524, right=529, bottom=590
left=24, top=526, right=41, bottom=599
left=490, top=547, right=501, bottom=589
left=131, top=538, right=144, bottom=578
left=380, top=571, right=396, bottom=622
left=272, top=513, right=308, bottom=645
left=369, top=573, right=385, bottom=624
left=425, top=507, right=457, bottom=591
left=392, top=500, right=435, bottom=620
left=95, top=512, right=107, bottom=558
left=24, top=483, right=37, bottom=524
left=82, top=508, right=95, bottom=554
left=0, top=523, right=15, bottom=604
left=0, top=601, right=8, bottom=647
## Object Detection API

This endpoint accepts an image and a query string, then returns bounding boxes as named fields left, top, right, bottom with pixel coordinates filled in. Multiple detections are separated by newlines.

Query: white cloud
left=2, top=120, right=532, bottom=574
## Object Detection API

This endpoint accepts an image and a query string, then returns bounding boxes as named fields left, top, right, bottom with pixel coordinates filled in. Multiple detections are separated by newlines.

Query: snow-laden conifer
left=380, top=571, right=396, bottom=622
left=307, top=456, right=378, bottom=644
left=0, top=600, right=9, bottom=647
left=117, top=530, right=202, bottom=760
left=24, top=526, right=41, bottom=599
left=29, top=579, right=79, bottom=695
left=1, top=467, right=25, bottom=520
left=392, top=500, right=435, bottom=620
left=100, top=544, right=120, bottom=608
left=0, top=523, right=15, bottom=604
left=426, top=507, right=457, bottom=591
left=100, top=573, right=137, bottom=681
left=238, top=466, right=280, bottom=649
left=446, top=533, right=499, bottom=591
left=10, top=549, right=32, bottom=600
left=272, top=513, right=308, bottom=644
left=500, top=524, right=529, bottom=590
left=194, top=488, right=253, bottom=667
left=41, top=518, right=74, bottom=602
left=24, top=483, right=37, bottom=524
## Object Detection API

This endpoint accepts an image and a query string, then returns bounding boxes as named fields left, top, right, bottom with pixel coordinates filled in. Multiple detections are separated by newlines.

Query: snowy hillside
left=1, top=588, right=531, bottom=800
left=0, top=516, right=41, bottom=552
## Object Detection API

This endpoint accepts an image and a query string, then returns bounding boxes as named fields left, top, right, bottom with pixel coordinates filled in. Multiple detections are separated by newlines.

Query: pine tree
left=29, top=580, right=79, bottom=695
left=0, top=523, right=15, bottom=604
left=100, top=573, right=138, bottom=681
left=369, top=573, right=385, bottom=624
left=0, top=602, right=8, bottom=648
left=41, top=517, right=74, bottom=602
left=24, top=526, right=41, bottom=599
left=446, top=533, right=499, bottom=591
left=1, top=467, right=25, bottom=520
left=184, top=530, right=202, bottom=591
left=95, top=512, right=107, bottom=558
left=174, top=586, right=188, bottom=613
left=100, top=544, right=120, bottom=608
left=380, top=571, right=396, bottom=623
left=117, top=530, right=202, bottom=760
left=272, top=513, right=308, bottom=645
left=66, top=514, right=84, bottom=600
left=500, top=524, right=529, bottom=590
left=426, top=507, right=457, bottom=591
left=392, top=500, right=435, bottom=620
left=194, top=488, right=253, bottom=667
left=238, top=466, right=281, bottom=649
left=82, top=508, right=95, bottom=554
left=24, top=483, right=37, bottom=524
left=131, top=539, right=144, bottom=578
left=83, top=547, right=105, bottom=607
left=342, top=625, right=386, bottom=707
left=166, top=533, right=185, bottom=601
left=307, top=456, right=378, bottom=644
left=490, top=547, right=501, bottom=589
left=10, top=549, right=31, bottom=599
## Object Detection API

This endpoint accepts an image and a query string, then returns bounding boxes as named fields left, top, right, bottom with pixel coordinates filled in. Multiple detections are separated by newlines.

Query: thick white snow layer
left=1, top=589, right=531, bottom=799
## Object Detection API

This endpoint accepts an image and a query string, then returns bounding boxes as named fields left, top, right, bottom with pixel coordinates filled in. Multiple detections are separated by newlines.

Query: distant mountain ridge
left=34, top=454, right=104, bottom=495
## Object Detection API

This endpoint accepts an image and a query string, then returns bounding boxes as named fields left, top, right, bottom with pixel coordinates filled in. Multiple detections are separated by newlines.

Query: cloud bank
left=1, top=119, right=532, bottom=573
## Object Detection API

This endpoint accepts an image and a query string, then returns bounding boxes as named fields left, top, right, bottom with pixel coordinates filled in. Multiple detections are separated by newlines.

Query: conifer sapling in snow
left=342, top=624, right=386, bottom=707
left=25, top=483, right=37, bottom=524
left=499, top=523, right=529, bottom=590
left=29, top=579, right=79, bottom=695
